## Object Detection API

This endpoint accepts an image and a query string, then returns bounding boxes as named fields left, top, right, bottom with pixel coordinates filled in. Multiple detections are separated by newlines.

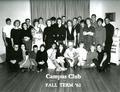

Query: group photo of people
left=2, top=14, right=114, bottom=73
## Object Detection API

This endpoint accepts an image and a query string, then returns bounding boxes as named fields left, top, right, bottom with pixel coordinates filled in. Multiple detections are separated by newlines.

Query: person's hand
left=100, top=63, right=103, bottom=67
left=10, top=60, right=16, bottom=64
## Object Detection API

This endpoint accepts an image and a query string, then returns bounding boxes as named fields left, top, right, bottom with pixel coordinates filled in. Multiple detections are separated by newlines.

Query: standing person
left=2, top=18, right=13, bottom=62
left=21, top=22, right=32, bottom=52
left=104, top=17, right=114, bottom=66
left=91, top=14, right=98, bottom=29
left=43, top=19, right=54, bottom=50
left=56, top=18, right=66, bottom=45
left=8, top=44, right=23, bottom=72
left=95, top=18, right=106, bottom=46
left=66, top=20, right=75, bottom=46
left=11, top=20, right=22, bottom=46
left=83, top=18, right=95, bottom=51
left=38, top=17, right=46, bottom=32
left=25, top=18, right=33, bottom=31
left=61, top=16, right=67, bottom=28
left=93, top=44, right=107, bottom=72
left=51, top=17, right=57, bottom=42
left=78, top=16, right=82, bottom=24
left=79, top=20, right=86, bottom=43
left=31, top=19, right=43, bottom=49
left=73, top=17, right=81, bottom=47
left=64, top=41, right=78, bottom=68
left=36, top=44, right=48, bottom=72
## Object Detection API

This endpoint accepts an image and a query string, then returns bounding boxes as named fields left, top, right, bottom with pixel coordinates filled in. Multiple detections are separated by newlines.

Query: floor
left=0, top=63, right=120, bottom=92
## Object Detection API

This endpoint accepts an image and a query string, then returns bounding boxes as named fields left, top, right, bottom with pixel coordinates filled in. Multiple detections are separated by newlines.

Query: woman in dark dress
left=83, top=18, right=95, bottom=51
left=43, top=19, right=54, bottom=50
left=21, top=22, right=32, bottom=52
left=36, top=44, right=48, bottom=72
left=66, top=20, right=75, bottom=46
left=56, top=18, right=66, bottom=45
left=11, top=20, right=22, bottom=46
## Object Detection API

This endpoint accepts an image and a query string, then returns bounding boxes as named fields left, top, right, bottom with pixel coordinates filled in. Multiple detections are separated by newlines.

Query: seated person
left=29, top=45, right=38, bottom=71
left=47, top=42, right=63, bottom=71
left=93, top=44, right=107, bottom=72
left=64, top=41, right=78, bottom=68
left=85, top=44, right=98, bottom=68
left=19, top=44, right=31, bottom=72
left=47, top=42, right=57, bottom=70
left=8, top=44, right=23, bottom=72
left=76, top=42, right=88, bottom=66
left=36, top=44, right=48, bottom=72
left=56, top=43, right=67, bottom=71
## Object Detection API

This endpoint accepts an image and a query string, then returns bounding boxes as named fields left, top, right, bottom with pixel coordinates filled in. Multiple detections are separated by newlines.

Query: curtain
left=30, top=0, right=90, bottom=20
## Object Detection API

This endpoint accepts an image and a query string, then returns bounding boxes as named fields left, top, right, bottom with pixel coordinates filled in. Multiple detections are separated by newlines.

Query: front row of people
left=7, top=41, right=108, bottom=72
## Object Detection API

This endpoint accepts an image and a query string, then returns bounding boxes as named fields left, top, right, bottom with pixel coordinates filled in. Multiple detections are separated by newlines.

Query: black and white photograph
left=0, top=0, right=120, bottom=92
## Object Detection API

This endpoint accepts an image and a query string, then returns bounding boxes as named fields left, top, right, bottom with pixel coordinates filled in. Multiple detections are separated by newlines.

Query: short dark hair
left=33, top=45, right=38, bottom=48
left=97, top=18, right=103, bottom=23
left=21, top=22, right=28, bottom=29
left=62, top=16, right=66, bottom=18
left=40, top=44, right=45, bottom=48
left=73, top=17, right=78, bottom=21
left=6, top=18, right=11, bottom=23
left=80, top=20, right=85, bottom=24
left=32, top=19, right=38, bottom=26
left=57, top=17, right=62, bottom=21
left=38, top=17, right=43, bottom=21
left=13, top=20, right=21, bottom=26
left=67, top=20, right=73, bottom=24
left=25, top=18, right=30, bottom=22
left=46, top=19, right=51, bottom=25
left=51, top=17, right=56, bottom=21
left=91, top=14, right=96, bottom=17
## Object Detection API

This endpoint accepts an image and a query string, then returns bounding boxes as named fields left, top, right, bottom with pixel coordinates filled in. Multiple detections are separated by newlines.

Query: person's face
left=97, top=46, right=102, bottom=52
left=90, top=46, right=95, bottom=52
left=52, top=44, right=56, bottom=49
left=78, top=17, right=82, bottom=22
left=40, top=46, right=45, bottom=52
left=39, top=19, right=43, bottom=24
left=57, top=20, right=62, bottom=25
left=68, top=21, right=72, bottom=27
left=6, top=21, right=11, bottom=25
left=68, top=42, right=74, bottom=49
left=62, top=17, right=66, bottom=22
left=14, top=45, right=19, bottom=51
left=73, top=19, right=77, bottom=26
left=21, top=44, right=25, bottom=50
left=98, top=21, right=102, bottom=26
left=80, top=22, right=85, bottom=28
left=79, top=43, right=84, bottom=48
left=91, top=15, right=96, bottom=22
left=33, top=47, right=38, bottom=53
left=105, top=18, right=110, bottom=24
left=86, top=19, right=91, bottom=26
left=26, top=20, right=30, bottom=25
left=35, top=21, right=39, bottom=27
left=47, top=21, right=51, bottom=27
left=52, top=20, right=56, bottom=25
left=15, top=21, right=20, bottom=28
left=59, top=45, right=63, bottom=50
left=23, top=24, right=28, bottom=30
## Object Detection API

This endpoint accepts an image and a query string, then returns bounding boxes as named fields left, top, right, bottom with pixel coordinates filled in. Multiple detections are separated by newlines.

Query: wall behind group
left=90, top=0, right=120, bottom=28
left=0, top=0, right=120, bottom=55
left=0, top=0, right=31, bottom=55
